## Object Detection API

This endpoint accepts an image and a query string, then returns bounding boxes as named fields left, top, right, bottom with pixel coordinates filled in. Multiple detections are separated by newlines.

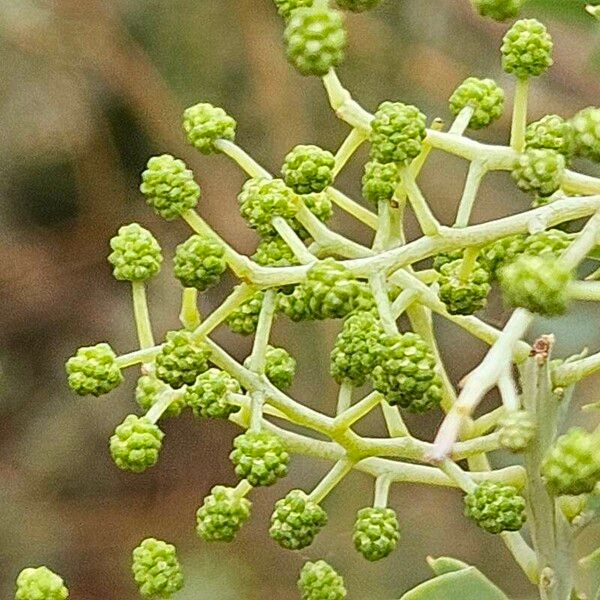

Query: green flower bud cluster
left=437, top=259, right=491, bottom=316
left=501, top=19, right=553, bottom=79
left=284, top=6, right=347, bottom=77
left=525, top=115, right=575, bottom=158
left=66, top=343, right=123, bottom=397
left=15, top=566, right=69, bottom=600
left=155, top=330, right=211, bottom=388
left=498, top=410, right=536, bottom=452
left=336, top=0, right=381, bottom=12
left=298, top=560, right=347, bottom=600
left=273, top=0, right=314, bottom=20
left=369, top=102, right=427, bottom=165
left=196, top=485, right=252, bottom=542
left=542, top=428, right=600, bottom=496
left=352, top=507, right=400, bottom=561
left=277, top=284, right=316, bottom=322
left=108, top=223, right=163, bottom=282
left=226, top=291, right=265, bottom=335
left=184, top=368, right=241, bottom=419
left=135, top=375, right=185, bottom=419
left=432, top=249, right=466, bottom=272
left=110, top=415, right=163, bottom=473
left=282, top=144, right=335, bottom=194
left=262, top=345, right=297, bottom=390
left=140, top=154, right=200, bottom=220
left=449, top=77, right=505, bottom=129
left=464, top=482, right=527, bottom=534
left=299, top=191, right=334, bottom=231
left=131, top=538, right=184, bottom=598
left=361, top=161, right=400, bottom=205
left=270, top=489, right=328, bottom=550
left=173, top=235, right=227, bottom=290
left=252, top=236, right=299, bottom=267
left=230, top=431, right=290, bottom=486
left=372, top=332, right=442, bottom=413
left=473, top=0, right=525, bottom=21
left=182, top=103, right=236, bottom=154
left=511, top=148, right=565, bottom=197
left=571, top=106, right=600, bottom=162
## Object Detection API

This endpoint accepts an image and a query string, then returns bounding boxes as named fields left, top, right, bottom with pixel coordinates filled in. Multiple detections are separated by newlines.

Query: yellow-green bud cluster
left=226, top=291, right=265, bottom=335
left=352, top=507, right=400, bottom=561
left=449, top=77, right=505, bottom=129
left=66, top=342, right=123, bottom=397
left=464, top=482, right=526, bottom=534
left=196, top=485, right=252, bottom=542
left=135, top=375, right=185, bottom=419
left=108, top=223, right=162, bottom=282
left=155, top=330, right=211, bottom=388
left=182, top=103, right=236, bottom=154
left=571, top=106, right=600, bottom=162
left=498, top=410, right=536, bottom=452
left=184, top=368, right=241, bottom=419
left=298, top=560, right=347, bottom=600
left=230, top=431, right=289, bottom=487
left=131, top=538, right=184, bottom=598
left=110, top=415, right=163, bottom=473
left=511, top=148, right=565, bottom=197
left=437, top=259, right=491, bottom=316
left=282, top=144, right=335, bottom=194
left=15, top=566, right=69, bottom=600
left=473, top=0, right=525, bottom=21
left=501, top=19, right=553, bottom=79
left=525, top=114, right=575, bottom=159
left=361, top=161, right=400, bottom=205
left=173, top=235, right=226, bottom=290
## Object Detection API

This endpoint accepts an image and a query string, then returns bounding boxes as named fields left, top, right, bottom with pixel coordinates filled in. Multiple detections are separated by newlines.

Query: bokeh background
left=1, top=0, right=599, bottom=598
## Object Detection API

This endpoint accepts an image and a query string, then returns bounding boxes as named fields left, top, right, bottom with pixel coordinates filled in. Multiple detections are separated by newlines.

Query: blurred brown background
left=0, top=0, right=599, bottom=598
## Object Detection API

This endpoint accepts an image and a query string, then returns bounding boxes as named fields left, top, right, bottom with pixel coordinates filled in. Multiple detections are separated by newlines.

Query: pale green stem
left=333, top=128, right=367, bottom=177
left=561, top=211, right=600, bottom=270
left=179, top=287, right=201, bottom=330
left=448, top=105, right=474, bottom=135
left=454, top=160, right=488, bottom=228
left=510, top=78, right=530, bottom=152
left=457, top=246, right=480, bottom=281
left=370, top=272, right=398, bottom=335
left=247, top=288, right=277, bottom=374
left=553, top=351, right=600, bottom=386
left=373, top=474, right=392, bottom=508
left=131, top=281, right=154, bottom=349
left=438, top=459, right=476, bottom=492
left=116, top=346, right=161, bottom=368
left=214, top=139, right=272, bottom=179
left=500, top=532, right=540, bottom=585
left=332, top=391, right=382, bottom=431
left=271, top=216, right=315, bottom=264
left=145, top=388, right=184, bottom=424
left=469, top=406, right=507, bottom=437
left=380, top=401, right=409, bottom=438
left=308, top=458, right=355, bottom=504
left=249, top=391, right=265, bottom=433
left=336, top=382, right=353, bottom=415
left=391, top=288, right=419, bottom=319
left=400, top=167, right=441, bottom=236
left=233, top=479, right=254, bottom=497
left=409, top=118, right=444, bottom=179
left=414, top=269, right=439, bottom=284
left=498, top=366, right=520, bottom=412
left=327, top=188, right=378, bottom=229
left=372, top=200, right=392, bottom=252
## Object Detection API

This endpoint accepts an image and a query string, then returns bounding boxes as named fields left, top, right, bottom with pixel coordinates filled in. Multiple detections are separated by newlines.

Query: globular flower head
left=253, top=236, right=299, bottom=267
left=226, top=291, right=265, bottom=335
left=131, top=538, right=184, bottom=598
left=140, top=154, right=200, bottom=220
left=511, top=148, right=565, bottom=197
left=173, top=235, right=227, bottom=290
left=499, top=410, right=536, bottom=452
left=571, top=106, right=600, bottom=162
left=437, top=259, right=491, bottom=316
left=335, top=0, right=381, bottom=12
left=298, top=560, right=347, bottom=600
left=473, top=0, right=525, bottom=21
left=269, top=489, right=328, bottom=550
left=371, top=332, right=442, bottom=413
left=500, top=254, right=571, bottom=316
left=296, top=191, right=334, bottom=237
left=277, top=284, right=316, bottom=322
left=135, top=375, right=185, bottom=419
left=273, top=0, right=314, bottom=20
left=196, top=485, right=252, bottom=542
left=449, top=77, right=505, bottom=130
left=263, top=345, right=297, bottom=390
left=284, top=6, right=347, bottom=77
left=542, top=427, right=600, bottom=495
left=525, top=114, right=575, bottom=159
left=184, top=368, right=241, bottom=419
left=369, top=101, right=427, bottom=165
left=182, top=102, right=236, bottom=154
left=109, top=414, right=163, bottom=473
left=501, top=19, right=553, bottom=79
left=230, top=431, right=289, bottom=487
left=155, top=330, right=211, bottom=388
left=15, top=566, right=69, bottom=600
left=282, top=144, right=335, bottom=194
left=238, top=178, right=298, bottom=236
left=361, top=160, right=400, bottom=205
left=66, top=342, right=123, bottom=397
left=108, top=223, right=162, bottom=282
left=352, top=507, right=400, bottom=562
left=464, top=481, right=526, bottom=534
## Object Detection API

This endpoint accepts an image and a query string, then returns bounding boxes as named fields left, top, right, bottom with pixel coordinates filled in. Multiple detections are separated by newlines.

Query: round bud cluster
left=269, top=489, right=328, bottom=550
left=371, top=332, right=442, bottom=413
left=297, top=192, right=334, bottom=236
left=155, top=330, right=211, bottom=388
left=15, top=566, right=69, bottom=600
left=230, top=431, right=289, bottom=487
left=135, top=375, right=185, bottom=419
left=511, top=148, right=565, bottom=197
left=107, top=223, right=162, bottom=282
left=361, top=161, right=400, bottom=205
left=525, top=115, right=575, bottom=159
left=185, top=368, right=241, bottom=419
left=140, top=154, right=200, bottom=220
left=571, top=106, right=600, bottom=162
left=521, top=228, right=571, bottom=259
left=263, top=345, right=297, bottom=390
left=182, top=102, right=236, bottom=154
left=501, top=19, right=554, bottom=79
left=352, top=507, right=400, bottom=561
left=284, top=6, right=347, bottom=77
left=66, top=342, right=123, bottom=397
left=298, top=560, right=347, bottom=600
left=238, top=177, right=298, bottom=236
left=330, top=311, right=383, bottom=386
left=253, top=236, right=299, bottom=267
left=500, top=254, right=571, bottom=316
left=464, top=481, right=527, bottom=534
left=437, top=259, right=491, bottom=316
left=449, top=77, right=505, bottom=129
left=196, top=485, right=252, bottom=542
left=173, top=235, right=226, bottom=290
left=109, top=415, right=163, bottom=473
left=277, top=284, right=315, bottom=322
left=336, top=0, right=381, bottom=11
left=131, top=538, right=184, bottom=599
left=541, top=427, right=600, bottom=495
left=473, top=0, right=525, bottom=21
left=432, top=249, right=466, bottom=272
left=274, top=0, right=314, bottom=20
left=282, top=144, right=335, bottom=194
left=498, top=410, right=536, bottom=452
left=226, top=291, right=265, bottom=335
left=369, top=102, right=427, bottom=165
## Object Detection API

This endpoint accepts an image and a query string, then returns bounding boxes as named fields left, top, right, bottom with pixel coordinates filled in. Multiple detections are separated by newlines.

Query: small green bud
left=473, top=0, right=525, bottom=21
left=273, top=0, right=314, bottom=20
left=262, top=345, right=297, bottom=390
left=196, top=485, right=252, bottom=542
left=131, top=538, right=184, bottom=598
left=230, top=431, right=289, bottom=487
left=15, top=566, right=69, bottom=600
left=66, top=342, right=123, bottom=397
left=110, top=414, right=163, bottom=473
left=298, top=560, right=347, bottom=600
left=135, top=375, right=185, bottom=419
left=284, top=6, right=347, bottom=77
left=369, top=101, right=427, bottom=165
left=108, top=223, right=162, bottom=282
left=361, top=160, right=400, bottom=205
left=437, top=259, right=491, bottom=316
left=252, top=236, right=299, bottom=267
left=525, top=114, right=575, bottom=158
left=498, top=410, right=536, bottom=452
left=282, top=144, right=335, bottom=194
left=140, top=154, right=200, bottom=220
left=184, top=368, right=241, bottom=419
left=449, top=77, right=505, bottom=129
left=155, top=330, right=211, bottom=388
left=335, top=0, right=381, bottom=12
left=173, top=235, right=227, bottom=290
left=511, top=148, right=565, bottom=197
left=501, top=19, right=553, bottom=79
left=571, top=106, right=600, bottom=162
left=269, top=489, right=327, bottom=550
left=225, top=291, right=265, bottom=335
left=352, top=507, right=400, bottom=561
left=464, top=481, right=527, bottom=534
left=182, top=102, right=236, bottom=154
